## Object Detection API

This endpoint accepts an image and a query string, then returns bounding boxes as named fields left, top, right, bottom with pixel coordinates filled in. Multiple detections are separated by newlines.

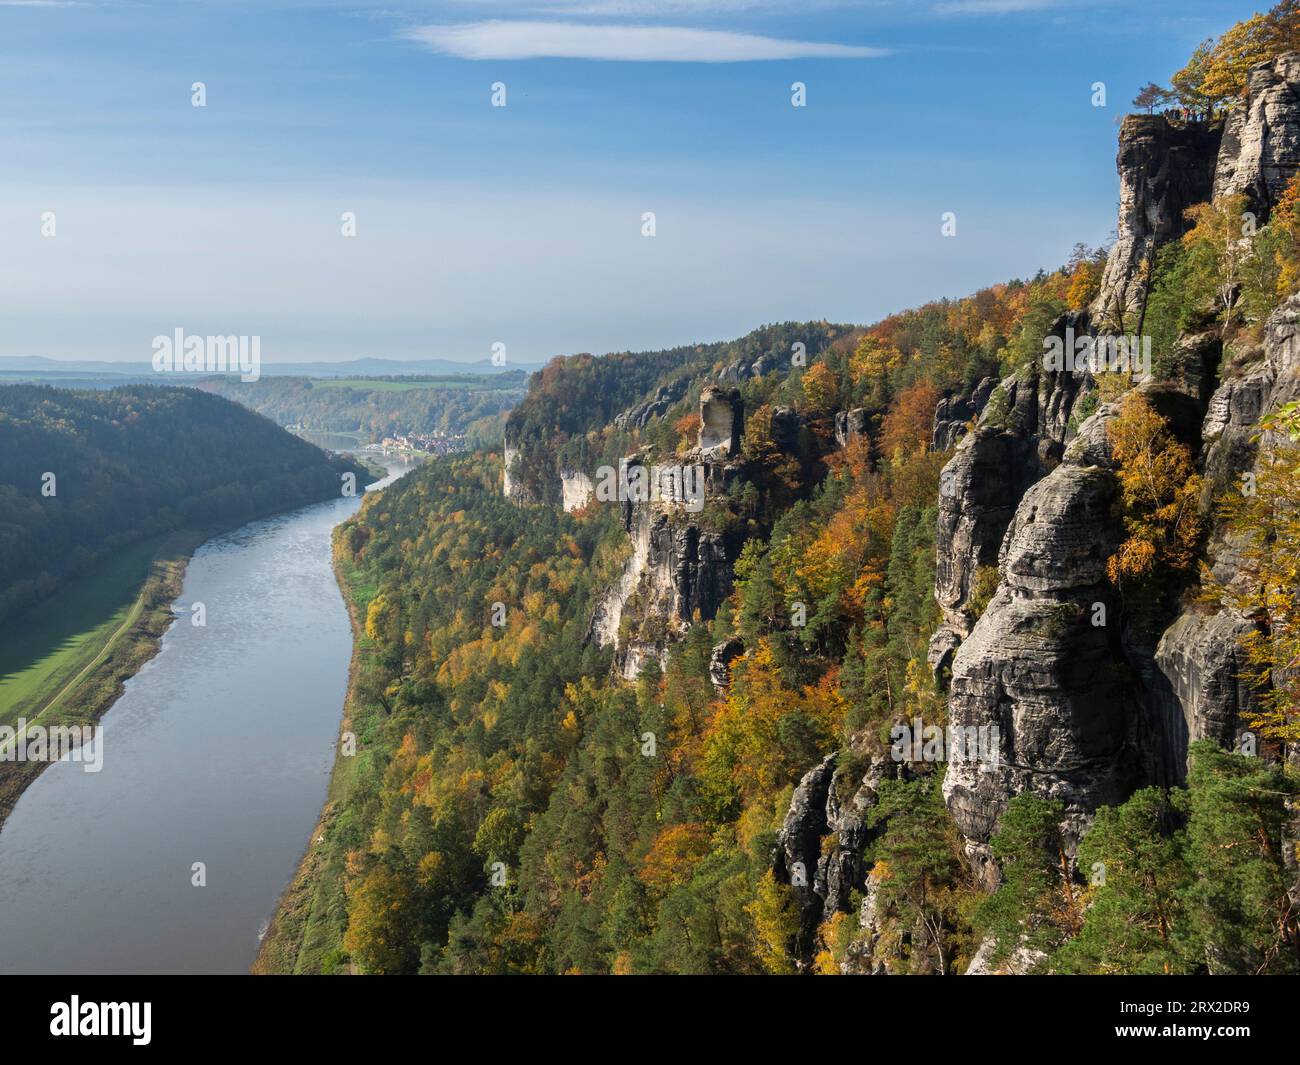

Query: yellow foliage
left=1105, top=393, right=1204, bottom=588
left=746, top=871, right=798, bottom=975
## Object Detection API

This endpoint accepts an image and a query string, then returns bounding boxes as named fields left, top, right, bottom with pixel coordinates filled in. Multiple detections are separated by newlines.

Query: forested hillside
left=0, top=385, right=366, bottom=626
left=260, top=255, right=1106, bottom=974
left=261, top=4, right=1300, bottom=976
left=200, top=373, right=527, bottom=449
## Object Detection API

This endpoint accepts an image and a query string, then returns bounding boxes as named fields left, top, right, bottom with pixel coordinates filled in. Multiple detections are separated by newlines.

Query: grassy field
left=0, top=537, right=163, bottom=729
left=315, top=377, right=465, bottom=392
left=0, top=531, right=199, bottom=827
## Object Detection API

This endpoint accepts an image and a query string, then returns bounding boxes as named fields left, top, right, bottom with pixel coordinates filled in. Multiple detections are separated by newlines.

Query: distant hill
left=0, top=355, right=542, bottom=383
left=197, top=372, right=528, bottom=449
left=0, top=384, right=368, bottom=626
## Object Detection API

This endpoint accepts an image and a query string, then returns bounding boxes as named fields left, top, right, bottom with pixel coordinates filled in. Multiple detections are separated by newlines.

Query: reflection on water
left=0, top=458, right=416, bottom=974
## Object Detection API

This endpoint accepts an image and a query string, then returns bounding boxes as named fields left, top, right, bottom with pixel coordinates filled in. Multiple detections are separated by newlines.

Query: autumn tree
left=746, top=871, right=799, bottom=975
left=1170, top=40, right=1215, bottom=117
left=1132, top=82, right=1172, bottom=113
left=1181, top=194, right=1253, bottom=330
left=800, top=361, right=841, bottom=416
left=699, top=639, right=844, bottom=810
left=1064, top=243, right=1105, bottom=311
left=1200, top=12, right=1274, bottom=105
left=879, top=380, right=941, bottom=464
left=1166, top=3, right=1300, bottom=117
left=1106, top=393, right=1204, bottom=624
left=673, top=411, right=702, bottom=455
left=344, top=863, right=423, bottom=974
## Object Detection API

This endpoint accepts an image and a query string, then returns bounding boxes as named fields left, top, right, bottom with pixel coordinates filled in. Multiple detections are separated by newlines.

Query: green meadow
left=0, top=538, right=162, bottom=730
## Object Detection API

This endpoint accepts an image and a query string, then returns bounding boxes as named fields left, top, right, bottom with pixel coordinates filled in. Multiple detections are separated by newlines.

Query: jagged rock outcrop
left=1092, top=114, right=1221, bottom=331
left=942, top=454, right=1134, bottom=880
left=770, top=405, right=802, bottom=454
left=587, top=494, right=735, bottom=679
left=708, top=637, right=744, bottom=693
left=774, top=755, right=836, bottom=945
left=614, top=379, right=689, bottom=431
left=699, top=385, right=744, bottom=456
left=1214, top=53, right=1300, bottom=219
left=835, top=407, right=868, bottom=448
left=774, top=752, right=896, bottom=960
left=932, top=346, right=1090, bottom=646
left=817, top=761, right=882, bottom=916
left=932, top=377, right=995, bottom=452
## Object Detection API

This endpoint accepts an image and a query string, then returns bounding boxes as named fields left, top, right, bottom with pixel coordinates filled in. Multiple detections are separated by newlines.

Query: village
left=378, top=429, right=466, bottom=456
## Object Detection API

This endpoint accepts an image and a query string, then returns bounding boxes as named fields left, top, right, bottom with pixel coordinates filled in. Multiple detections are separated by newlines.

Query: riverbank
left=252, top=545, right=372, bottom=975
left=0, top=488, right=365, bottom=835
left=0, top=528, right=198, bottom=831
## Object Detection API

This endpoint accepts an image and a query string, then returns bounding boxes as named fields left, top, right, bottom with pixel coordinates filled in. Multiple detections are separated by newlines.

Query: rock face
left=708, top=637, right=744, bottom=693
left=1149, top=293, right=1300, bottom=774
left=1092, top=114, right=1221, bottom=332
left=587, top=496, right=735, bottom=679
left=614, top=379, right=689, bottom=431
left=774, top=753, right=894, bottom=958
left=698, top=385, right=744, bottom=456
left=774, top=755, right=836, bottom=945
left=932, top=353, right=1089, bottom=643
left=559, top=469, right=594, bottom=512
left=1153, top=612, right=1261, bottom=764
left=942, top=455, right=1135, bottom=878
left=503, top=443, right=522, bottom=501
left=932, top=377, right=995, bottom=451
left=1214, top=53, right=1300, bottom=219
left=835, top=407, right=868, bottom=448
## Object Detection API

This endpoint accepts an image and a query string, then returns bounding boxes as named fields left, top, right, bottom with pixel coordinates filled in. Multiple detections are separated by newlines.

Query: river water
left=0, top=453, right=416, bottom=974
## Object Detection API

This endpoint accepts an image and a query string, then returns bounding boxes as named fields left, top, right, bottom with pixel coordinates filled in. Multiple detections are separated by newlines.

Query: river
left=0, top=452, right=417, bottom=974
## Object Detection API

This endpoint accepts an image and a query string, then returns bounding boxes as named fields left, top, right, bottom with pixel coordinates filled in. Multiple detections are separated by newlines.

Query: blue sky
left=0, top=0, right=1262, bottom=366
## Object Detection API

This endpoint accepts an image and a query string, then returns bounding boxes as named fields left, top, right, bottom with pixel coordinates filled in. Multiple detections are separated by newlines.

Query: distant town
left=378, top=430, right=467, bottom=456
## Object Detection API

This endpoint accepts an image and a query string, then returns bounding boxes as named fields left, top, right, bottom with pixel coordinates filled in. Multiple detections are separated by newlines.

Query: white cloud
left=402, top=21, right=888, bottom=61
left=932, top=0, right=1056, bottom=13
left=454, top=0, right=792, bottom=13
left=443, top=0, right=844, bottom=13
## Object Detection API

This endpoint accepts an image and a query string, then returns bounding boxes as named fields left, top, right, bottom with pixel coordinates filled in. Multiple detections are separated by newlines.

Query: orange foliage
left=640, top=823, right=712, bottom=891
left=879, top=380, right=941, bottom=464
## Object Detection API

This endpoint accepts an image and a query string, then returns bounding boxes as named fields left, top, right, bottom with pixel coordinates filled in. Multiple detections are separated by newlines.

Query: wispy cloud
left=449, top=0, right=805, bottom=12
left=932, top=0, right=1056, bottom=13
left=402, top=21, right=888, bottom=61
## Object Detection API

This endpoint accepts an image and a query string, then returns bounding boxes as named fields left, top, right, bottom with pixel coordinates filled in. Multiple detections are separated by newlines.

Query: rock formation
left=1213, top=52, right=1300, bottom=218
left=1092, top=114, right=1221, bottom=332
left=698, top=385, right=744, bottom=456
left=937, top=58, right=1300, bottom=873
left=835, top=407, right=868, bottom=448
